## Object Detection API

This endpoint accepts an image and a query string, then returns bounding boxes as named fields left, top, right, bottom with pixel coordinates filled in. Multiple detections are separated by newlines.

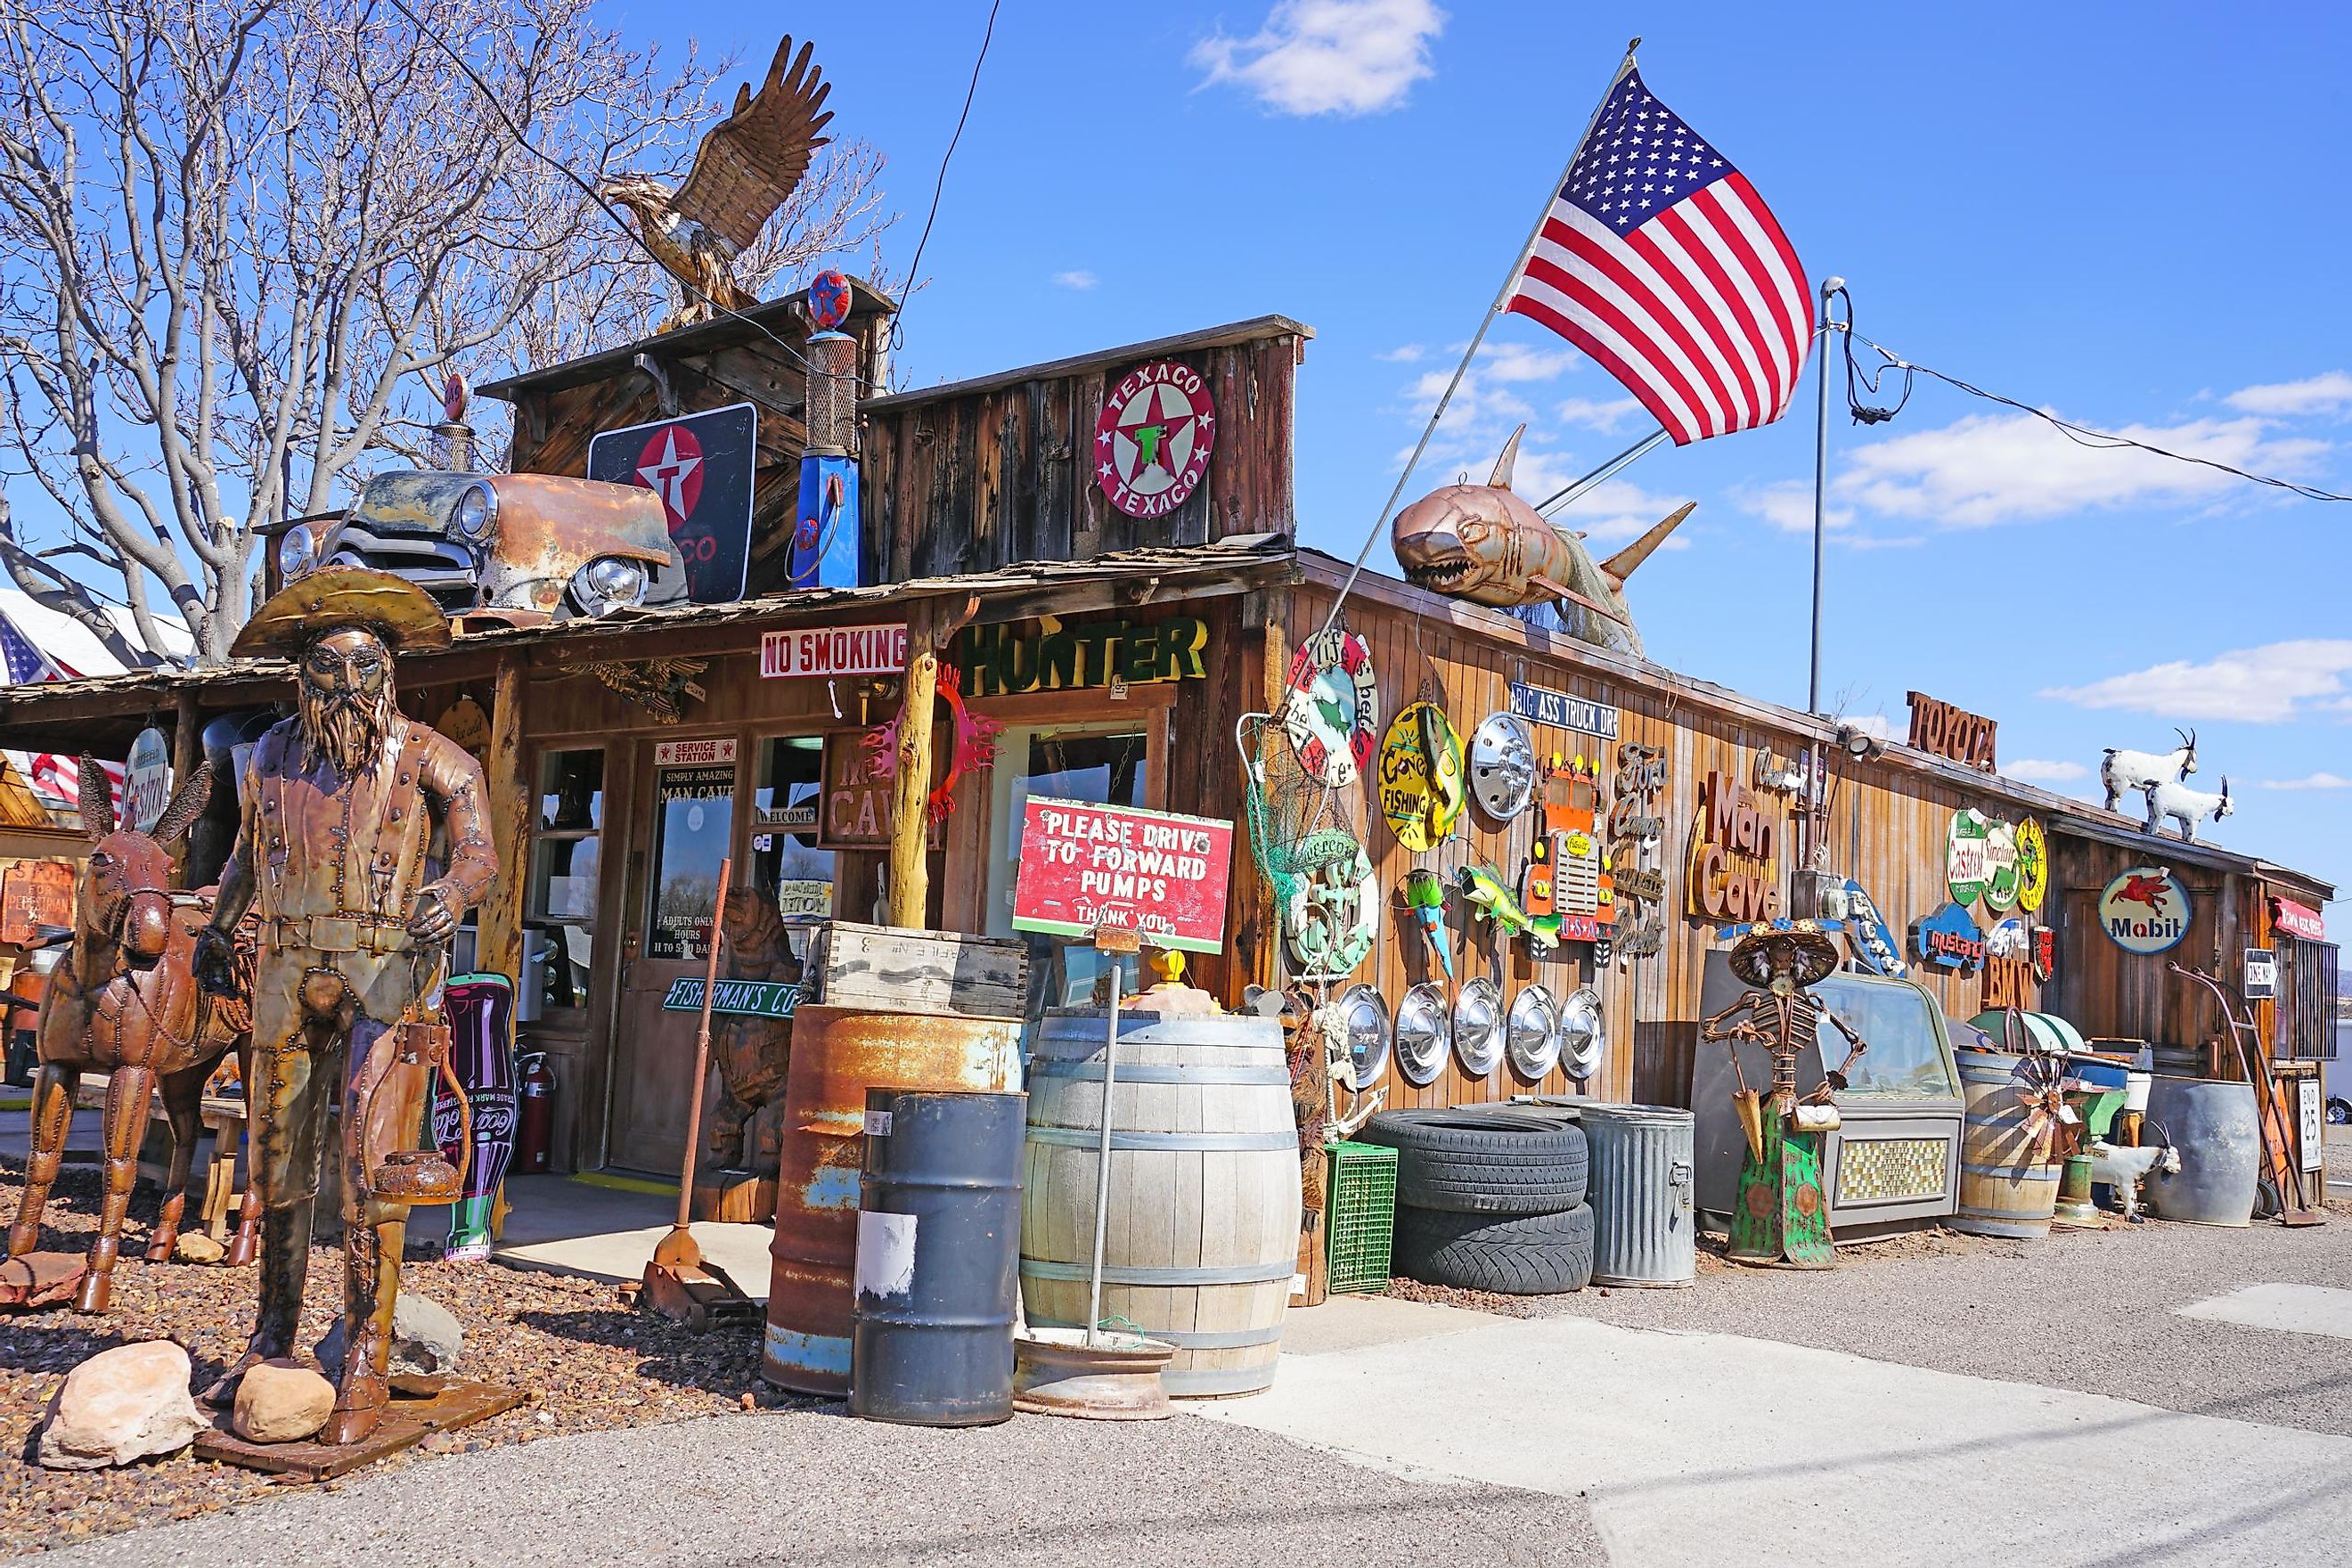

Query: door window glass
left=645, top=752, right=736, bottom=960
left=752, top=736, right=835, bottom=926
left=527, top=749, right=604, bottom=1010
left=986, top=728, right=1149, bottom=1012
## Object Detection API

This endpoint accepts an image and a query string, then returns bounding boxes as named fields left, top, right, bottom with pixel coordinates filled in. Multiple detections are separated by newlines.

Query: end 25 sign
left=1011, top=797, right=1234, bottom=953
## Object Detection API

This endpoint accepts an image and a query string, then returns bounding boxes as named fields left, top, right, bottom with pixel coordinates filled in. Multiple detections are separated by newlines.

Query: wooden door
left=605, top=737, right=740, bottom=1175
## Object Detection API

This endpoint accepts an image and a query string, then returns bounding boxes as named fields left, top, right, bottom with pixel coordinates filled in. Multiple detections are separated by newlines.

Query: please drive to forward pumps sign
left=1011, top=796, right=1233, bottom=953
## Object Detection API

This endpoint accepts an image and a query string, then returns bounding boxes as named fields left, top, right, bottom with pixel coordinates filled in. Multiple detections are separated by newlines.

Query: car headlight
left=452, top=482, right=498, bottom=543
left=568, top=556, right=649, bottom=617
left=278, top=526, right=317, bottom=580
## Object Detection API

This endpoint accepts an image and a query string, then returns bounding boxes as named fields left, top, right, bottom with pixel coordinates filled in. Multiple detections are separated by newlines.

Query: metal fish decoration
left=1459, top=861, right=1562, bottom=954
left=1391, top=425, right=1693, bottom=657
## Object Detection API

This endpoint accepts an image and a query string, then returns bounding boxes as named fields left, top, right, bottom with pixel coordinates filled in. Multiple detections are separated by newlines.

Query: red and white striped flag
left=1507, top=68, right=1811, bottom=445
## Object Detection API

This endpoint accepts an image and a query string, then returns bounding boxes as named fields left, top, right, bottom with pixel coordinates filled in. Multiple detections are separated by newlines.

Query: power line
left=893, top=0, right=1003, bottom=347
left=1845, top=327, right=2352, bottom=505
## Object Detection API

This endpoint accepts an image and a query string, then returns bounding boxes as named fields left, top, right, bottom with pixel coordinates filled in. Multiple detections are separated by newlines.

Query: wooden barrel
left=1021, top=1010, right=1301, bottom=1399
left=1952, top=1048, right=2059, bottom=1238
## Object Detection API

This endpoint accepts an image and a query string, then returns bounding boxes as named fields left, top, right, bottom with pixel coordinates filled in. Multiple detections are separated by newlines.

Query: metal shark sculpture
left=1391, top=425, right=1692, bottom=657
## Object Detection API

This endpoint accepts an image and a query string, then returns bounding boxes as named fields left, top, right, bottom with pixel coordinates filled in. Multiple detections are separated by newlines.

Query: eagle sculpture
left=600, top=37, right=834, bottom=330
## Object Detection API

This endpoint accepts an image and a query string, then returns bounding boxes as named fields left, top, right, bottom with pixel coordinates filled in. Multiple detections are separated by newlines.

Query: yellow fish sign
left=1377, top=701, right=1464, bottom=853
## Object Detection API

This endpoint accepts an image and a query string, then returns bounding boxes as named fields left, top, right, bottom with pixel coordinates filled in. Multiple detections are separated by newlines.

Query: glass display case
left=1693, top=951, right=1964, bottom=1238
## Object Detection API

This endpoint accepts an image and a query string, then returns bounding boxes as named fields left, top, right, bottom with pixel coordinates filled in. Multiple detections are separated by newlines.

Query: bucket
left=1020, top=1010, right=1300, bottom=1399
left=1582, top=1104, right=1695, bottom=1287
left=2144, top=1075, right=2258, bottom=1227
left=850, top=1089, right=1025, bottom=1427
left=1953, top=1049, right=2059, bottom=1238
left=763, top=1006, right=1024, bottom=1395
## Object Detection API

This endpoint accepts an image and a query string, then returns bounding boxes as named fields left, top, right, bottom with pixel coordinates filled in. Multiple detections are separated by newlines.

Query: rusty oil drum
left=762, top=1005, right=1024, bottom=1395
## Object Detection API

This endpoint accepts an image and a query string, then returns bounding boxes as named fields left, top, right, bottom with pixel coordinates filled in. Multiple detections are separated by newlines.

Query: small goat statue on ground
left=2101, top=728, right=2196, bottom=813
left=2146, top=776, right=2234, bottom=842
left=2087, top=1125, right=2180, bottom=1221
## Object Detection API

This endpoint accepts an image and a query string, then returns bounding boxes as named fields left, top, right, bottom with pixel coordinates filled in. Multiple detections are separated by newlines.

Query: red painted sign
left=760, top=623, right=908, bottom=680
left=0, top=861, right=72, bottom=948
left=2273, top=895, right=2326, bottom=943
left=1011, top=797, right=1233, bottom=954
left=1093, top=360, right=1217, bottom=519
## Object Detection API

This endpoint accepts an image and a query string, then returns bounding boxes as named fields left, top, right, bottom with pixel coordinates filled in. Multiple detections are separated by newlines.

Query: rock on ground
left=36, top=1343, right=207, bottom=1471
left=170, top=1234, right=225, bottom=1265
left=230, top=1361, right=332, bottom=1445
left=314, top=1290, right=463, bottom=1379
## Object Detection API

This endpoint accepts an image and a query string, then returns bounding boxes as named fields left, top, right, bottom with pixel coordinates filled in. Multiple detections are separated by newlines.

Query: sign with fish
left=1376, top=701, right=1463, bottom=853
left=1283, top=625, right=1379, bottom=788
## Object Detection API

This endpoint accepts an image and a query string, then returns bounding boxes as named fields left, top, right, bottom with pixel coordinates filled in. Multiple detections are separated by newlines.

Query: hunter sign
left=1011, top=796, right=1234, bottom=953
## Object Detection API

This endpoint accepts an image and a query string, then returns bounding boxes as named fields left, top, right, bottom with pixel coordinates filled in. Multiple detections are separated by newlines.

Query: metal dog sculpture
left=4, top=759, right=259, bottom=1312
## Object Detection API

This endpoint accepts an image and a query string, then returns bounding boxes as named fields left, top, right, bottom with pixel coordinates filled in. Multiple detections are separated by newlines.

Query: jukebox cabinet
left=1694, top=952, right=1965, bottom=1239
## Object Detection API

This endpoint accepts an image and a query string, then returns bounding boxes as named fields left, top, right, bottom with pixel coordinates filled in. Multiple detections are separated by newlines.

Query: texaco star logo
left=634, top=425, right=705, bottom=527
left=1094, top=358, right=1216, bottom=519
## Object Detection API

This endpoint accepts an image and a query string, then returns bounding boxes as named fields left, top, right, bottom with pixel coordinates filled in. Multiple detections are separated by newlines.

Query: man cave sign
left=1094, top=359, right=1217, bottom=519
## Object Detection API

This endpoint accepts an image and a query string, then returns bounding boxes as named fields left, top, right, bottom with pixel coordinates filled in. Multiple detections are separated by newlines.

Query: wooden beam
left=476, top=650, right=532, bottom=987
left=883, top=602, right=939, bottom=930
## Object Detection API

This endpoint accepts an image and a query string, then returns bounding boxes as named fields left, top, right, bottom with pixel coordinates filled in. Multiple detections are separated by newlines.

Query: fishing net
left=1236, top=713, right=1361, bottom=913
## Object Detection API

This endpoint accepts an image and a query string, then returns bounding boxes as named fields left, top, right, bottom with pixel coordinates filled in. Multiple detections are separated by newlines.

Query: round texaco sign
left=1095, top=359, right=1216, bottom=519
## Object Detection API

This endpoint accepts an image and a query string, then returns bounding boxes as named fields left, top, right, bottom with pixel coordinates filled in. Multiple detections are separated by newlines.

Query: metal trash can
left=1582, top=1104, right=1695, bottom=1287
left=850, top=1089, right=1025, bottom=1426
left=2144, top=1075, right=2258, bottom=1227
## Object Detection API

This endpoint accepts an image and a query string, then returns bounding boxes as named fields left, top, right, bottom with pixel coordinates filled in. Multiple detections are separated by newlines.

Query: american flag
left=1507, top=68, right=1811, bottom=446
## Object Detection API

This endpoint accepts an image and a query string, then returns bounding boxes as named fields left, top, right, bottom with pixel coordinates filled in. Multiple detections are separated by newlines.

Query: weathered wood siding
left=860, top=328, right=1303, bottom=583
left=2046, top=831, right=2265, bottom=1058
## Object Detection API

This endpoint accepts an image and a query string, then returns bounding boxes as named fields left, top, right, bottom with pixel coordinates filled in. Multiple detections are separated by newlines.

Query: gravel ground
left=38, top=1401, right=1603, bottom=1568
left=1518, top=1197, right=2352, bottom=1437
left=0, top=1164, right=779, bottom=1553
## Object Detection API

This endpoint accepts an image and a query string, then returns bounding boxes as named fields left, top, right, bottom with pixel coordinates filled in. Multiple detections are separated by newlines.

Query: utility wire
left=385, top=0, right=828, bottom=380
left=892, top=0, right=1003, bottom=348
left=1845, top=327, right=2352, bottom=504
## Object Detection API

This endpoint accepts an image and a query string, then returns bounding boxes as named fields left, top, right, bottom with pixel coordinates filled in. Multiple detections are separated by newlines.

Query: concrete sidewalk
left=1202, top=1311, right=2349, bottom=1567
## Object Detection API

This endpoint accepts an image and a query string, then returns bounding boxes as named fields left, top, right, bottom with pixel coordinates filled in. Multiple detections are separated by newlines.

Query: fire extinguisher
left=516, top=1051, right=556, bottom=1174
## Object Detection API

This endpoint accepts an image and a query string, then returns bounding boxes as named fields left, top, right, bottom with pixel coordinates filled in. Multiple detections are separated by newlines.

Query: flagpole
left=1312, top=37, right=1645, bottom=645
left=1535, top=426, right=1670, bottom=516
left=1807, top=277, right=1843, bottom=715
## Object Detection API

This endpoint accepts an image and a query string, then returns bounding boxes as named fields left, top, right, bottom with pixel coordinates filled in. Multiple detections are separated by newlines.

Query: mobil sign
left=1011, top=797, right=1233, bottom=954
left=2099, top=865, right=2193, bottom=955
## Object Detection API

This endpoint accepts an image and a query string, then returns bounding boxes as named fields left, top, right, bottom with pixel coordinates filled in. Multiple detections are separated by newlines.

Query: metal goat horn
left=77, top=755, right=113, bottom=838
left=1488, top=424, right=1526, bottom=491
left=1597, top=502, right=1696, bottom=592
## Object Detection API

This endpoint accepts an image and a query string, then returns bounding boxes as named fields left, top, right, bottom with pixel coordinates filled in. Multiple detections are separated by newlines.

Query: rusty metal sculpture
left=598, top=37, right=835, bottom=329
left=702, top=886, right=798, bottom=1175
left=1699, top=922, right=1866, bottom=1270
left=1390, top=425, right=1692, bottom=656
left=193, top=568, right=496, bottom=1447
left=2, top=763, right=260, bottom=1312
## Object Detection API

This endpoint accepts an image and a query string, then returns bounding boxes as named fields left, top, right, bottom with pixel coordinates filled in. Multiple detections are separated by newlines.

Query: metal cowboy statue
left=193, top=568, right=496, bottom=1444
left=1700, top=920, right=1868, bottom=1270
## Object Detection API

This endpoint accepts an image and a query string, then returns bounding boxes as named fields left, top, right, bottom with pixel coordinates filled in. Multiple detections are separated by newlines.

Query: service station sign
left=1012, top=797, right=1233, bottom=954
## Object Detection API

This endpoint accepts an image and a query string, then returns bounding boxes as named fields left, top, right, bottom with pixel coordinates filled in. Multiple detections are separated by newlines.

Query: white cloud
left=1192, top=1, right=1445, bottom=117
left=1050, top=269, right=1097, bottom=291
left=2003, top=758, right=2090, bottom=784
left=1555, top=395, right=1644, bottom=433
left=1548, top=478, right=1696, bottom=551
left=2258, top=772, right=2352, bottom=790
left=1732, top=478, right=1854, bottom=535
left=2226, top=371, right=2352, bottom=418
left=1476, top=341, right=1577, bottom=383
left=1377, top=344, right=1425, bottom=363
left=2040, top=639, right=2352, bottom=724
left=1835, top=411, right=2330, bottom=527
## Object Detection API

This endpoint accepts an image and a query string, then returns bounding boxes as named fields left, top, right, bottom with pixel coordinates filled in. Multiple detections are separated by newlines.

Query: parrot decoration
left=1403, top=866, right=1454, bottom=981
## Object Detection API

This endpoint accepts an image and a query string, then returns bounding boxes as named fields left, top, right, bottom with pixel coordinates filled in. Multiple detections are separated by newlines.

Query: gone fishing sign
left=1011, top=797, right=1234, bottom=953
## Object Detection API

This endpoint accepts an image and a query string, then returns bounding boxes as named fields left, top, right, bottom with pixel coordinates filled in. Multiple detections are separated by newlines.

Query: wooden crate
left=802, top=920, right=1029, bottom=1019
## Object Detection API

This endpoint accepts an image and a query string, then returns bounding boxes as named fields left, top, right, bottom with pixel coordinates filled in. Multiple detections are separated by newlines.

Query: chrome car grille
left=325, top=523, right=481, bottom=611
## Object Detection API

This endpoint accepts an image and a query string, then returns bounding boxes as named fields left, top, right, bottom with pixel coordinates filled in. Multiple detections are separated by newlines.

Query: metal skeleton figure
left=193, top=568, right=497, bottom=1445
left=1699, top=922, right=1868, bottom=1269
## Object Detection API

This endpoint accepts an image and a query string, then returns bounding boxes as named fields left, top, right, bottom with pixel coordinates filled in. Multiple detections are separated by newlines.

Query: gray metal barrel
left=849, top=1089, right=1026, bottom=1426
left=1581, top=1104, right=1695, bottom=1287
left=2144, top=1075, right=2258, bottom=1227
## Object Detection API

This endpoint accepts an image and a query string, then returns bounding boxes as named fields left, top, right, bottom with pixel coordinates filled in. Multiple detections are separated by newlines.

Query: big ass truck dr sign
left=1011, top=797, right=1233, bottom=954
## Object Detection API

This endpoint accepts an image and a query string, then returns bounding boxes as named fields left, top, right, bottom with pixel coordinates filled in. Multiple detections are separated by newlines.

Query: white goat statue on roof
left=2147, top=776, right=2234, bottom=842
left=2101, top=728, right=2196, bottom=813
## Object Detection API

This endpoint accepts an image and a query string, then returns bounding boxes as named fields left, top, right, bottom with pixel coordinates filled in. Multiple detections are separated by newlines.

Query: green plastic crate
left=1326, top=1140, right=1398, bottom=1294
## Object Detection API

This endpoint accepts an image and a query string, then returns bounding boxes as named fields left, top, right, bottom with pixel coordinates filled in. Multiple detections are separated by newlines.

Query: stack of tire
left=1358, top=1106, right=1593, bottom=1294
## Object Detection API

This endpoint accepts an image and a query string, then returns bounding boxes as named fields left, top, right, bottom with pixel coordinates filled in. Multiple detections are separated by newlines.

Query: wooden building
left=0, top=305, right=2332, bottom=1188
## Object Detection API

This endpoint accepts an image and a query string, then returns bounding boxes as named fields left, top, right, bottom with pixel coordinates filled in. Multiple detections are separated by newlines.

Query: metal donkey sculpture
left=4, top=760, right=260, bottom=1312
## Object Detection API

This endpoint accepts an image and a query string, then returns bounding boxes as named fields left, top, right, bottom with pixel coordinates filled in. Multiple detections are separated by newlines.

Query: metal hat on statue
left=231, top=567, right=453, bottom=659
left=1727, top=919, right=1842, bottom=989
left=1467, top=712, right=1536, bottom=821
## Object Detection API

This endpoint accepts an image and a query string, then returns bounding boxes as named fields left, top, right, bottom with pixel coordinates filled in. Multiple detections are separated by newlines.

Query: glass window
left=645, top=755, right=736, bottom=961
left=984, top=727, right=1149, bottom=1014
left=1814, top=972, right=1959, bottom=1098
left=752, top=736, right=835, bottom=927
left=528, top=750, right=604, bottom=927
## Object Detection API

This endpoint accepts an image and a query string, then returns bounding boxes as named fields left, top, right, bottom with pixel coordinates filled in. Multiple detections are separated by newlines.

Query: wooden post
left=477, top=651, right=532, bottom=985
left=884, top=603, right=938, bottom=930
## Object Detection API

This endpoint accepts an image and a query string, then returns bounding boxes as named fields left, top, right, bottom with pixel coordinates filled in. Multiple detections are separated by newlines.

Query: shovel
left=642, top=859, right=762, bottom=1332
